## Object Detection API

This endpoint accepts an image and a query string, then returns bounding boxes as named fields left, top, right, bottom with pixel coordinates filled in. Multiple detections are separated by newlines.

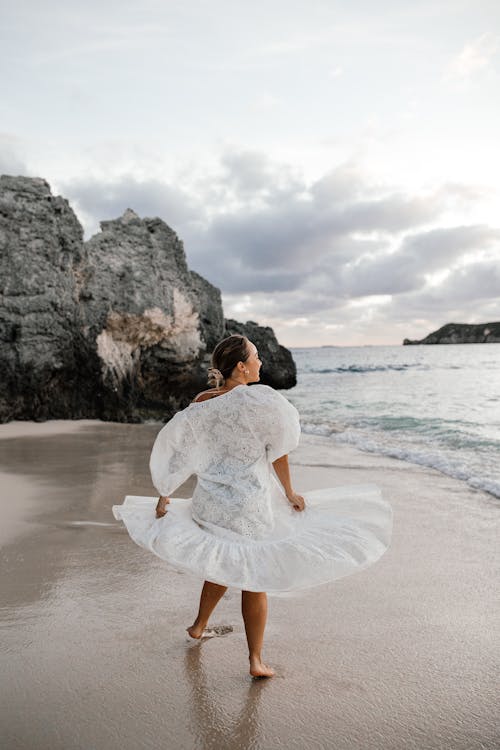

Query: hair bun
left=207, top=367, right=224, bottom=388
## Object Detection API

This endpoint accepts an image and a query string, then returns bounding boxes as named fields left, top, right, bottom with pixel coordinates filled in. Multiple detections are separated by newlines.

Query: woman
left=113, top=335, right=392, bottom=679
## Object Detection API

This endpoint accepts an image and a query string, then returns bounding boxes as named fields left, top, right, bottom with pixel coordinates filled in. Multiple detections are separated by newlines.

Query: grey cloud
left=59, top=175, right=202, bottom=238
left=267, top=290, right=347, bottom=317
left=372, top=259, right=500, bottom=334
left=52, top=152, right=500, bottom=327
left=223, top=289, right=355, bottom=334
left=310, top=163, right=366, bottom=205
left=433, top=260, right=500, bottom=303
left=189, top=219, right=387, bottom=299
left=381, top=290, right=472, bottom=323
left=186, top=154, right=443, bottom=290
left=220, top=150, right=303, bottom=199
left=185, top=244, right=496, bottom=336
left=204, top=259, right=305, bottom=293
left=193, top=202, right=336, bottom=273
left=401, top=225, right=500, bottom=262
left=338, top=225, right=500, bottom=298
left=334, top=193, right=441, bottom=234
left=340, top=255, right=420, bottom=297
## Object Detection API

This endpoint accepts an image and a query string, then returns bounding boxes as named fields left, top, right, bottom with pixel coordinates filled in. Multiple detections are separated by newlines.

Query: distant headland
left=403, top=322, right=500, bottom=345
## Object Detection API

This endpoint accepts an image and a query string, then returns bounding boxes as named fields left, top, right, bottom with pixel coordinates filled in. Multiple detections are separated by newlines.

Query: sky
left=1, top=0, right=500, bottom=347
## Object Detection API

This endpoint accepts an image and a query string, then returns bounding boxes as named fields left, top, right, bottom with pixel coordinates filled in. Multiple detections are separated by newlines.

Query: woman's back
left=182, top=384, right=301, bottom=538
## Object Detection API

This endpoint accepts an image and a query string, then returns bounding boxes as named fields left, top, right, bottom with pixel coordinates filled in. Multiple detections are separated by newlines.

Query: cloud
left=182, top=151, right=451, bottom=293
left=333, top=193, right=443, bottom=234
left=401, top=224, right=500, bottom=262
left=359, top=256, right=500, bottom=339
left=429, top=258, right=500, bottom=304
left=219, top=149, right=302, bottom=200
left=58, top=175, right=202, bottom=238
left=54, top=148, right=499, bottom=344
left=311, top=163, right=366, bottom=204
left=445, top=33, right=500, bottom=81
left=322, top=225, right=500, bottom=299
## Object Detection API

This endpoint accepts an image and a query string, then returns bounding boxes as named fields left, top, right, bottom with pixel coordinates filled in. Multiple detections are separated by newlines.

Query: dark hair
left=207, top=335, right=249, bottom=388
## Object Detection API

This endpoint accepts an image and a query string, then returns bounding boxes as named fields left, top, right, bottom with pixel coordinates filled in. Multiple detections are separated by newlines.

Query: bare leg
left=241, top=591, right=275, bottom=678
left=187, top=580, right=227, bottom=638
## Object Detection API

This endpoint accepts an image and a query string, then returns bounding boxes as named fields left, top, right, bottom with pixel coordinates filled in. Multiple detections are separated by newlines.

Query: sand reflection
left=184, top=644, right=268, bottom=749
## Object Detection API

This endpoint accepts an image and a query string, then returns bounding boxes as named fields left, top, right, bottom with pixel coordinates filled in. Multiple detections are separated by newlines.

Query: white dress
left=112, top=384, right=392, bottom=595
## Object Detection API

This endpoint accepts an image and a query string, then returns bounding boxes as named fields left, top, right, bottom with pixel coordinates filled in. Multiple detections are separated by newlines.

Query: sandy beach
left=0, top=420, right=498, bottom=750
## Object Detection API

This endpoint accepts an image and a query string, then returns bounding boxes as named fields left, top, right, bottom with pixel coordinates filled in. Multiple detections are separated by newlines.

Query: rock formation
left=403, top=322, right=500, bottom=345
left=225, top=319, right=296, bottom=389
left=0, top=175, right=296, bottom=423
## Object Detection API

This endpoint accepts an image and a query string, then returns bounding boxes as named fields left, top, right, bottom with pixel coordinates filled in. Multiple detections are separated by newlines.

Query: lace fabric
left=113, top=384, right=393, bottom=594
left=149, top=385, right=300, bottom=539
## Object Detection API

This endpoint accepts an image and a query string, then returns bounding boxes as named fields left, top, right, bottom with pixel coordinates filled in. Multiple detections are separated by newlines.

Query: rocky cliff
left=0, top=175, right=296, bottom=423
left=403, top=322, right=500, bottom=345
left=224, top=319, right=296, bottom=389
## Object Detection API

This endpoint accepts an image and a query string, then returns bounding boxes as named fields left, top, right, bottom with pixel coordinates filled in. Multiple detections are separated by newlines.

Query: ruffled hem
left=112, top=484, right=392, bottom=596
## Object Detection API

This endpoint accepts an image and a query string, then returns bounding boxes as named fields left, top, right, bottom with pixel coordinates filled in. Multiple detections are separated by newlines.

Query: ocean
left=285, top=343, right=500, bottom=499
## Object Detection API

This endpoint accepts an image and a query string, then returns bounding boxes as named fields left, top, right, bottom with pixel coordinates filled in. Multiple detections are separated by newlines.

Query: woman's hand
left=156, top=496, right=170, bottom=518
left=286, top=491, right=305, bottom=512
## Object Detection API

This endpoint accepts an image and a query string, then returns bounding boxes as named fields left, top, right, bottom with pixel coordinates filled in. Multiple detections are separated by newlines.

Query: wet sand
left=0, top=420, right=498, bottom=750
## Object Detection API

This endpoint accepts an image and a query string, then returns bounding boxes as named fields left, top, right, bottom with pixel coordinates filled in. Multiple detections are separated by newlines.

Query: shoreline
left=2, top=417, right=498, bottom=503
left=302, top=426, right=500, bottom=501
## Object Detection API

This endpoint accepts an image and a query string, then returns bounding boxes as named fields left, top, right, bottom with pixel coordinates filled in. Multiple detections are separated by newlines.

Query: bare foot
left=186, top=624, right=205, bottom=639
left=186, top=624, right=233, bottom=640
left=249, top=657, right=275, bottom=678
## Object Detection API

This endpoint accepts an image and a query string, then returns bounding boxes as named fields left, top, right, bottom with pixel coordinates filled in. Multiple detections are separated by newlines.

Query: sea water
left=285, top=344, right=500, bottom=499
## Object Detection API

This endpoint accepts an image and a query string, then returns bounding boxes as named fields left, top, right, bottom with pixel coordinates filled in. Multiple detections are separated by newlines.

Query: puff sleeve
left=263, top=388, right=301, bottom=463
left=149, top=410, right=196, bottom=496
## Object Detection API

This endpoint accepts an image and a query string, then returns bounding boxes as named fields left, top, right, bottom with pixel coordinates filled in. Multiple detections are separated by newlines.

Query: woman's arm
left=272, top=455, right=305, bottom=511
left=156, top=495, right=170, bottom=518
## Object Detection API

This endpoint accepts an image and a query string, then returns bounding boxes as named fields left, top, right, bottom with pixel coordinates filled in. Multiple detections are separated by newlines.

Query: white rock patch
left=96, top=288, right=201, bottom=384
